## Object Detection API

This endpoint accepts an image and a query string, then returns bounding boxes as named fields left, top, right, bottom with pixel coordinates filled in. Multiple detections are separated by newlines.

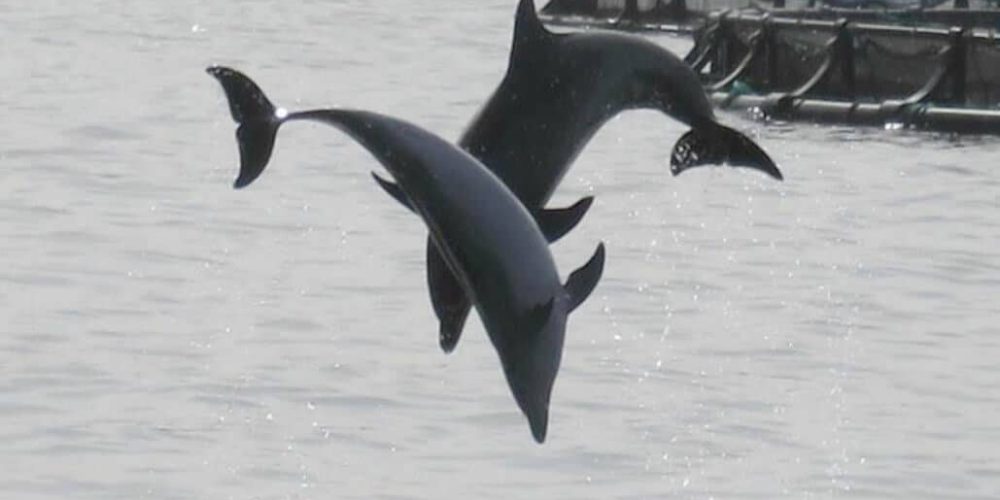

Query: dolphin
left=375, top=0, right=783, bottom=354
left=207, top=66, right=606, bottom=443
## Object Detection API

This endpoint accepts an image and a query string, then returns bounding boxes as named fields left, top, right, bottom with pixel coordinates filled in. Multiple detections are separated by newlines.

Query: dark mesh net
left=703, top=16, right=1000, bottom=106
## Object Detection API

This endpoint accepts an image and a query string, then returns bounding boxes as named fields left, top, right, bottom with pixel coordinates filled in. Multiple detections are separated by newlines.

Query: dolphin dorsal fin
left=511, top=0, right=550, bottom=63
left=535, top=196, right=594, bottom=243
left=564, top=243, right=606, bottom=313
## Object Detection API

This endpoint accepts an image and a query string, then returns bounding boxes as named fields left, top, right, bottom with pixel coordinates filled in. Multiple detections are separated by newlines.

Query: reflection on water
left=1, top=1, right=998, bottom=498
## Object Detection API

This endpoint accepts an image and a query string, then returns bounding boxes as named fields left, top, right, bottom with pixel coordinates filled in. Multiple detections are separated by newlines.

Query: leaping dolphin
left=207, top=66, right=606, bottom=443
left=379, top=0, right=783, bottom=354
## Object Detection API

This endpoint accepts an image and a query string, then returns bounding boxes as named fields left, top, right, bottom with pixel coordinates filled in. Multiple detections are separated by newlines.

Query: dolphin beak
left=528, top=407, right=549, bottom=443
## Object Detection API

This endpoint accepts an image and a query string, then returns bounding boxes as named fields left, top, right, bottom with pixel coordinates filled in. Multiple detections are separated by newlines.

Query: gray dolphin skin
left=406, top=0, right=783, bottom=354
left=207, top=66, right=606, bottom=443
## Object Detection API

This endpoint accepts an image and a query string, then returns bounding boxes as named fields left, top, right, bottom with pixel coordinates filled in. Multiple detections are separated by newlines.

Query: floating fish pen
left=540, top=0, right=1000, bottom=31
left=540, top=0, right=1000, bottom=133
left=689, top=13, right=1000, bottom=133
left=757, top=5, right=1000, bottom=31
left=540, top=0, right=711, bottom=32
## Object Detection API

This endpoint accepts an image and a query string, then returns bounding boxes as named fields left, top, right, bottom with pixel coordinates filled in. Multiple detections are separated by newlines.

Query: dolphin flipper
left=564, top=242, right=606, bottom=313
left=206, top=66, right=284, bottom=188
left=367, top=176, right=470, bottom=353
left=670, top=123, right=783, bottom=181
left=372, top=172, right=415, bottom=212
left=428, top=195, right=594, bottom=353
left=427, top=241, right=471, bottom=353
left=535, top=196, right=594, bottom=243
left=525, top=297, right=555, bottom=334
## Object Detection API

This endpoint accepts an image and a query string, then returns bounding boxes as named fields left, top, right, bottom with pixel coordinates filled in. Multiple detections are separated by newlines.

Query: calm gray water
left=2, top=1, right=999, bottom=498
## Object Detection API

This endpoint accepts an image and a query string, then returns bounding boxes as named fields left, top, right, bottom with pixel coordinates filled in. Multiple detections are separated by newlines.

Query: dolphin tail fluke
left=535, top=196, right=594, bottom=243
left=670, top=123, right=783, bottom=181
left=206, top=66, right=284, bottom=188
left=564, top=242, right=606, bottom=313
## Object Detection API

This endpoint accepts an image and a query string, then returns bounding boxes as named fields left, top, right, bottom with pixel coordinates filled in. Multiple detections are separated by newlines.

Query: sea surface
left=2, top=1, right=998, bottom=499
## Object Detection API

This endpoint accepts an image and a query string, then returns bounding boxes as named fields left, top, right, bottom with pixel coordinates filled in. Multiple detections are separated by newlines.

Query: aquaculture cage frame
left=689, top=12, right=1000, bottom=133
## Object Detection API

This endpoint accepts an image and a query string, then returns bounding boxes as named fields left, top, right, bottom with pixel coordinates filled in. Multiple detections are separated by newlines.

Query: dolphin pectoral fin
left=371, top=172, right=415, bottom=213
left=206, top=66, right=284, bottom=189
left=438, top=309, right=470, bottom=353
left=526, top=297, right=556, bottom=334
left=426, top=240, right=472, bottom=353
left=564, top=242, right=606, bottom=313
left=670, top=124, right=783, bottom=181
left=535, top=196, right=594, bottom=243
